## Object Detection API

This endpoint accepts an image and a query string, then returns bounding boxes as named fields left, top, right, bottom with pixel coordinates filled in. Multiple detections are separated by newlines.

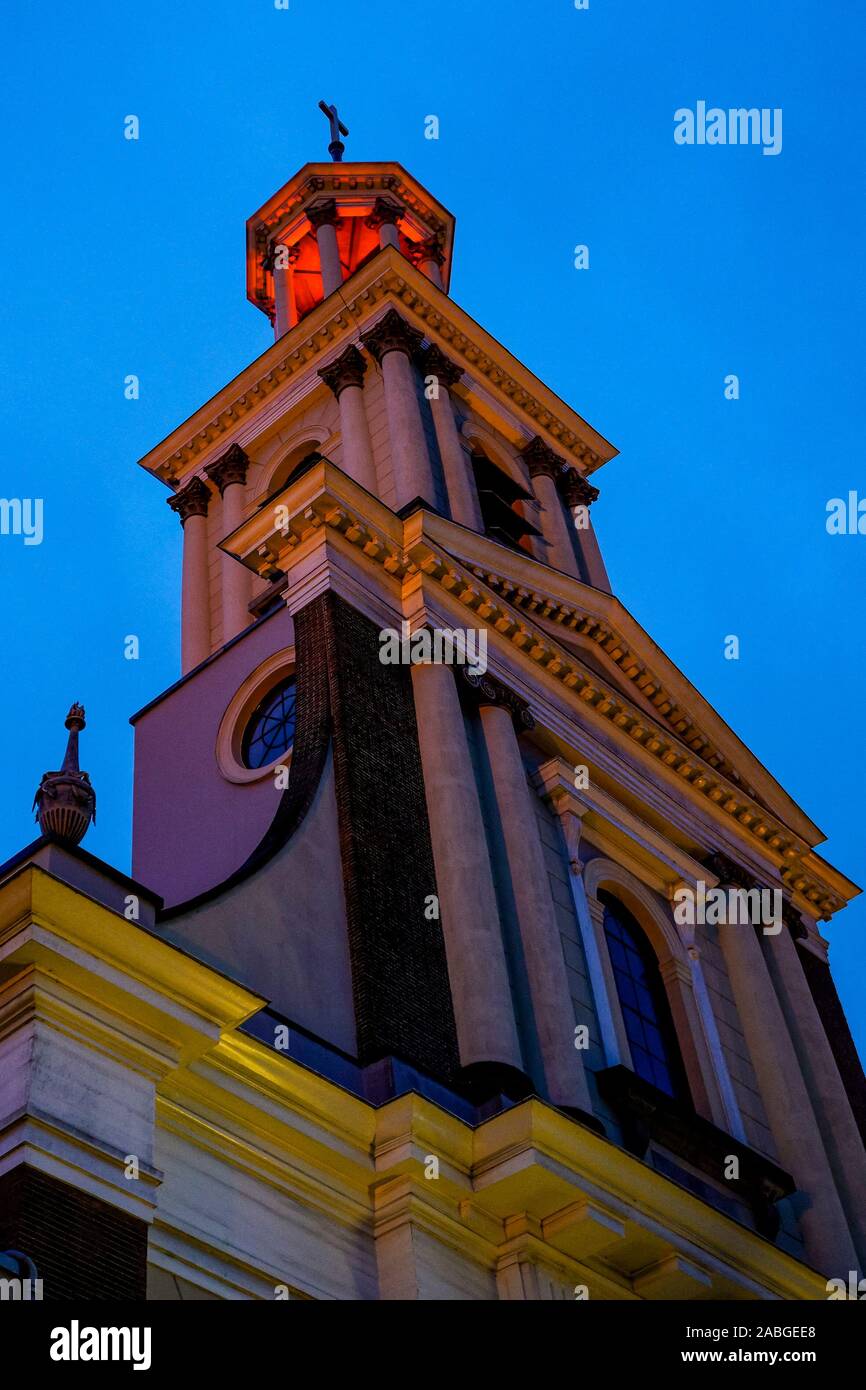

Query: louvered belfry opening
left=471, top=453, right=541, bottom=552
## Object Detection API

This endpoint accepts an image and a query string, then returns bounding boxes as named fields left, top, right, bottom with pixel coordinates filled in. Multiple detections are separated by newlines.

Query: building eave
left=136, top=245, right=617, bottom=488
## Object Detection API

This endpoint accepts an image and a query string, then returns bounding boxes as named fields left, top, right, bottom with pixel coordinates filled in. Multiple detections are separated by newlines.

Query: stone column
left=410, top=660, right=523, bottom=1077
left=366, top=197, right=402, bottom=250
left=763, top=916, right=866, bottom=1269
left=318, top=346, right=378, bottom=494
left=270, top=242, right=300, bottom=339
left=713, top=871, right=858, bottom=1274
left=205, top=444, right=251, bottom=644
left=417, top=345, right=482, bottom=530
left=535, top=774, right=624, bottom=1068
left=560, top=468, right=610, bottom=593
left=521, top=438, right=580, bottom=578
left=167, top=476, right=211, bottom=674
left=472, top=679, right=593, bottom=1115
left=409, top=236, right=446, bottom=290
left=307, top=199, right=343, bottom=298
left=681, top=931, right=747, bottom=1142
left=361, top=309, right=437, bottom=509
left=586, top=894, right=633, bottom=1062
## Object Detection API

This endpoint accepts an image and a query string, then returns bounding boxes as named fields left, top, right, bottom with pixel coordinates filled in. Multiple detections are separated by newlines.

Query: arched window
left=600, top=890, right=689, bottom=1101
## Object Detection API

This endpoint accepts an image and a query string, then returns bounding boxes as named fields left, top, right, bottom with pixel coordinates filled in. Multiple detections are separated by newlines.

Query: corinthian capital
left=521, top=435, right=566, bottom=481
left=408, top=234, right=446, bottom=269
left=365, top=196, right=403, bottom=230
left=317, top=344, right=368, bottom=398
left=360, top=308, right=424, bottom=364
left=167, top=476, right=210, bottom=525
left=460, top=669, right=535, bottom=730
left=417, top=343, right=463, bottom=389
left=205, top=443, right=250, bottom=495
left=559, top=468, right=599, bottom=508
left=306, top=198, right=341, bottom=230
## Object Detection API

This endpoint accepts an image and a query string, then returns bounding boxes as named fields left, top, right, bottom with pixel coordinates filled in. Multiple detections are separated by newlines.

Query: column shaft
left=273, top=266, right=293, bottom=338
left=429, top=393, right=481, bottom=527
left=180, top=512, right=210, bottom=672
left=419, top=257, right=444, bottom=289
left=382, top=351, right=435, bottom=506
left=168, top=478, right=212, bottom=675
left=531, top=471, right=580, bottom=577
left=568, top=861, right=623, bottom=1067
left=578, top=519, right=611, bottom=592
left=685, top=945, right=747, bottom=1141
left=419, top=345, right=482, bottom=529
left=764, top=927, right=866, bottom=1268
left=219, top=482, right=251, bottom=640
left=337, top=384, right=378, bottom=493
left=410, top=663, right=522, bottom=1072
left=478, top=702, right=592, bottom=1111
left=718, top=915, right=858, bottom=1274
left=318, top=345, right=378, bottom=493
left=316, top=223, right=342, bottom=297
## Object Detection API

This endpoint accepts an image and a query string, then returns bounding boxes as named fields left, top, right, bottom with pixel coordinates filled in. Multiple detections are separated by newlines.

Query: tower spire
left=33, top=703, right=96, bottom=846
left=318, top=100, right=348, bottom=161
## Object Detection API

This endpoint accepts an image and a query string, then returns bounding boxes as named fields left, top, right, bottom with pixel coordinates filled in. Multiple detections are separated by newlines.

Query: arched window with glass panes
left=599, top=889, right=690, bottom=1102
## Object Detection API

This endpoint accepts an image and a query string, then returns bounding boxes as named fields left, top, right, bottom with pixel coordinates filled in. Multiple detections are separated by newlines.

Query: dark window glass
left=241, top=676, right=297, bottom=770
left=600, top=891, right=688, bottom=1101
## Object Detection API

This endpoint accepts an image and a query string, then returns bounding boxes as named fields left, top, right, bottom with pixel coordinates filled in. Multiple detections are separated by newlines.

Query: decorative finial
left=318, top=100, right=348, bottom=161
left=33, top=704, right=96, bottom=846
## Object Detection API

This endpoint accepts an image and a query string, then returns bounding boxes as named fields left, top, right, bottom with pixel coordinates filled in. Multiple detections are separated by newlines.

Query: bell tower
left=132, top=108, right=617, bottom=1110
left=4, top=104, right=864, bottom=1305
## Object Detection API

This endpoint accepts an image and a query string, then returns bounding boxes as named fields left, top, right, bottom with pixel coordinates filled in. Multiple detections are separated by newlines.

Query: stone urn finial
left=33, top=704, right=96, bottom=846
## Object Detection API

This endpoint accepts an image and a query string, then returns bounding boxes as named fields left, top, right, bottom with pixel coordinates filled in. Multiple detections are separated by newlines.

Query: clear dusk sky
left=0, top=1, right=864, bottom=1050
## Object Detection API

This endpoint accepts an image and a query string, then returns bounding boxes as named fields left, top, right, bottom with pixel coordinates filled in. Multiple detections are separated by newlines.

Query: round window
left=240, top=676, right=297, bottom=770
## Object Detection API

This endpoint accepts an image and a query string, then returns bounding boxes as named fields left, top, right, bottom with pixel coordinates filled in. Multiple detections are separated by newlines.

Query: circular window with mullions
left=240, top=676, right=298, bottom=770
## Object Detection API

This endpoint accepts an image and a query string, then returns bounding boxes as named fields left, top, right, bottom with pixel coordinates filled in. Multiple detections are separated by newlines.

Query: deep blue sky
left=1, top=2, right=863, bottom=1049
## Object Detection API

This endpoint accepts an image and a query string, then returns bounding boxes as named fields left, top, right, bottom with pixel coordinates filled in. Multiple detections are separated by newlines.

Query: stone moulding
left=222, top=458, right=848, bottom=922
left=138, top=249, right=613, bottom=486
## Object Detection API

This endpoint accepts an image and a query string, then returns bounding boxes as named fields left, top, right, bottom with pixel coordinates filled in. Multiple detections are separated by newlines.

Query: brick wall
left=311, top=592, right=461, bottom=1079
left=0, top=1166, right=148, bottom=1301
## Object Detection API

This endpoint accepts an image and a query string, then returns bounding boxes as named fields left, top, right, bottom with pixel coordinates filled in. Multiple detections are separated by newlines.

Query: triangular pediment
left=428, top=516, right=821, bottom=848
left=221, top=454, right=858, bottom=919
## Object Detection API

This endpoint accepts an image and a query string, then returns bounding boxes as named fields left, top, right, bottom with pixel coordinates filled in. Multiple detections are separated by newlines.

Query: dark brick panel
left=0, top=1166, right=148, bottom=1301
left=322, top=592, right=460, bottom=1080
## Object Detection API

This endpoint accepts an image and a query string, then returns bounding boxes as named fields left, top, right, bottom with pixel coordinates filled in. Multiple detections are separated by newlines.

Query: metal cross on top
left=318, top=100, right=349, bottom=162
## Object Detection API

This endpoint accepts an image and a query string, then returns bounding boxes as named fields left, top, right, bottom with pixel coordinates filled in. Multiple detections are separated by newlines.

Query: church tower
left=2, top=114, right=865, bottom=1303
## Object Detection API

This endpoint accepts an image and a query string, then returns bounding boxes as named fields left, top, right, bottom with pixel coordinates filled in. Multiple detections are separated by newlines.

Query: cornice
left=248, top=162, right=453, bottom=245
left=0, top=865, right=264, bottom=1048
left=137, top=247, right=616, bottom=487
left=219, top=463, right=853, bottom=920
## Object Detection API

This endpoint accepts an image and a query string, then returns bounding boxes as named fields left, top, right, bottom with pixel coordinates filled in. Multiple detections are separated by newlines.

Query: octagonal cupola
left=246, top=157, right=456, bottom=339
